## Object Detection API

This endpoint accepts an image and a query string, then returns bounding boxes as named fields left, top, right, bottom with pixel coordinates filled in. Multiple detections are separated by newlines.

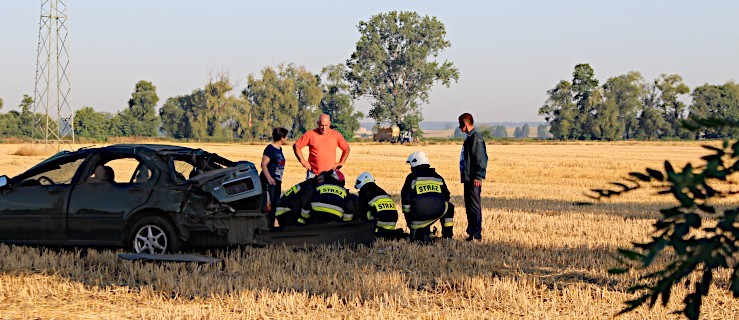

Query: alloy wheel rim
left=134, top=225, right=168, bottom=254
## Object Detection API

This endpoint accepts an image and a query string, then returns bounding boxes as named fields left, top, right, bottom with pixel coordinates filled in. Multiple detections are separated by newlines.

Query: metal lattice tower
left=32, top=0, right=74, bottom=150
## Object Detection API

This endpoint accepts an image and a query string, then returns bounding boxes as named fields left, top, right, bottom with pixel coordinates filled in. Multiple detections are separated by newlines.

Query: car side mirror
left=0, top=175, right=8, bottom=188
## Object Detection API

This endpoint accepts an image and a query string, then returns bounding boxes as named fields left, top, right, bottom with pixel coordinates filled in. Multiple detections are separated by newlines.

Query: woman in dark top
left=261, top=127, right=289, bottom=227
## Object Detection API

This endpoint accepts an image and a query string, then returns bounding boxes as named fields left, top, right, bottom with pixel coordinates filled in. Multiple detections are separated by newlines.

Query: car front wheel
left=129, top=216, right=182, bottom=254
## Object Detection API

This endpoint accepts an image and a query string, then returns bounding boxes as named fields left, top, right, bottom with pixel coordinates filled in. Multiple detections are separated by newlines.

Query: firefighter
left=354, top=172, right=405, bottom=239
left=401, top=151, right=455, bottom=242
left=298, top=170, right=354, bottom=224
left=274, top=175, right=320, bottom=227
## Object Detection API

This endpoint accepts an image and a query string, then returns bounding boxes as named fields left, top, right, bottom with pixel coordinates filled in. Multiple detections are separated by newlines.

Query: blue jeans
left=262, top=181, right=282, bottom=227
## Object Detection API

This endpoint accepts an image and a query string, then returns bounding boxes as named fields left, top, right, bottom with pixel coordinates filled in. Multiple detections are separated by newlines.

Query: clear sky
left=1, top=1, right=738, bottom=122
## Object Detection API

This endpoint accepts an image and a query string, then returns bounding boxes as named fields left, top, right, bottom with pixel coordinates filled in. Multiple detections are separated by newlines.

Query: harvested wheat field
left=0, top=141, right=737, bottom=319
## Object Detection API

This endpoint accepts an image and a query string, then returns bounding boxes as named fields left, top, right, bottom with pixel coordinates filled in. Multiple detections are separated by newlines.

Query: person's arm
left=472, top=133, right=488, bottom=187
left=401, top=174, right=412, bottom=215
left=260, top=155, right=276, bottom=185
left=292, top=134, right=312, bottom=171
left=440, top=176, right=451, bottom=202
left=333, top=133, right=350, bottom=170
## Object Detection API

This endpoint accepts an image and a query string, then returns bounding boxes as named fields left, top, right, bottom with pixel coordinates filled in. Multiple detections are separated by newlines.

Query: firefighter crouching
left=299, top=170, right=356, bottom=224
left=274, top=174, right=320, bottom=227
left=401, top=151, right=455, bottom=242
left=355, top=172, right=407, bottom=240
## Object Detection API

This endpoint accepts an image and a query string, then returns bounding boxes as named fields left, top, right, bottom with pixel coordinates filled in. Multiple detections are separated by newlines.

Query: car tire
left=128, top=216, right=182, bottom=254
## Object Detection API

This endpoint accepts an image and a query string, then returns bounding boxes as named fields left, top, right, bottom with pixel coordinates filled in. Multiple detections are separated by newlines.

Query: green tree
left=286, top=64, right=323, bottom=136
left=18, top=94, right=34, bottom=137
left=592, top=117, right=739, bottom=320
left=539, top=80, right=575, bottom=139
left=346, top=11, right=459, bottom=130
left=536, top=123, right=550, bottom=139
left=600, top=71, right=645, bottom=139
left=244, top=66, right=293, bottom=139
left=74, top=106, right=110, bottom=141
left=655, top=74, right=690, bottom=138
left=159, top=95, right=188, bottom=139
left=0, top=97, right=3, bottom=109
left=319, top=64, right=363, bottom=141
left=521, top=123, right=530, bottom=138
left=513, top=126, right=523, bottom=138
left=493, top=125, right=508, bottom=138
left=690, top=81, right=739, bottom=139
left=120, top=80, right=160, bottom=136
left=571, top=64, right=599, bottom=139
left=636, top=83, right=671, bottom=139
left=244, top=64, right=323, bottom=139
left=0, top=112, right=21, bottom=136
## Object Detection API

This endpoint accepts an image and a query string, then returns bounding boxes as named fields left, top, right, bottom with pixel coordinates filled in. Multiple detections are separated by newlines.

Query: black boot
left=411, top=227, right=431, bottom=244
left=442, top=226, right=453, bottom=239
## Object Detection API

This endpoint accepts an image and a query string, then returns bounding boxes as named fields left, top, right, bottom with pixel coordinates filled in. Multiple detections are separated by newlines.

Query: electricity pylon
left=32, top=0, right=74, bottom=150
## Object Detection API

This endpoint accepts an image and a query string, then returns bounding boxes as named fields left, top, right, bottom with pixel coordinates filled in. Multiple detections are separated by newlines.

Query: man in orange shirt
left=293, top=114, right=351, bottom=179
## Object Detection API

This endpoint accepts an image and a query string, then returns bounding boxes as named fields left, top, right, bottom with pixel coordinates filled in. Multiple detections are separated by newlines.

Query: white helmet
left=406, top=151, right=429, bottom=168
left=355, top=172, right=375, bottom=190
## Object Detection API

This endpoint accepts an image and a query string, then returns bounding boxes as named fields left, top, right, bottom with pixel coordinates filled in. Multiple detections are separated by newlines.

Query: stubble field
left=0, top=141, right=737, bottom=319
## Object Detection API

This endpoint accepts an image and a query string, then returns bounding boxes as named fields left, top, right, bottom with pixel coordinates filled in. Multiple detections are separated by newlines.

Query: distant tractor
left=373, top=125, right=400, bottom=143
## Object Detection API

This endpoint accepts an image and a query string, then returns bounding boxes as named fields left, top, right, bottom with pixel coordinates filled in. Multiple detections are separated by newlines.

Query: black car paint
left=0, top=144, right=266, bottom=248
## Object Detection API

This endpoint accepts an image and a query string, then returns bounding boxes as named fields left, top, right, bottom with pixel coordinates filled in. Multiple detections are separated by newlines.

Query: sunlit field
left=1, top=141, right=737, bottom=319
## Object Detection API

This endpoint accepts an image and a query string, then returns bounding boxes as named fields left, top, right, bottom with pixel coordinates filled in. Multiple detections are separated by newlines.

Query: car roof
left=101, top=144, right=198, bottom=153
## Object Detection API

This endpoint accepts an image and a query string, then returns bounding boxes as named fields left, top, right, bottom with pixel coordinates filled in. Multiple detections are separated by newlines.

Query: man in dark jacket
left=401, top=151, right=454, bottom=242
left=458, top=113, right=488, bottom=241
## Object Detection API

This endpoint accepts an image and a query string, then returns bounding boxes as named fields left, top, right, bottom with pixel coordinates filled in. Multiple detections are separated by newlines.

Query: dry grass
left=11, top=145, right=56, bottom=157
left=0, top=141, right=737, bottom=319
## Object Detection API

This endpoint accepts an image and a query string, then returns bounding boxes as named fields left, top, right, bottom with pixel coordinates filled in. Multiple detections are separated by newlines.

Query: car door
left=0, top=152, right=88, bottom=242
left=66, top=148, right=158, bottom=242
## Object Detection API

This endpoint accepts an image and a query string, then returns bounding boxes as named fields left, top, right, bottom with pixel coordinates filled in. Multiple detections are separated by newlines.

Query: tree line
left=539, top=64, right=739, bottom=140
left=0, top=11, right=458, bottom=142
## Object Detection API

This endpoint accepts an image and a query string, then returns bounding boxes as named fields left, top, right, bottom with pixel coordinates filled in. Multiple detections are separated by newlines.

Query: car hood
left=188, top=161, right=261, bottom=203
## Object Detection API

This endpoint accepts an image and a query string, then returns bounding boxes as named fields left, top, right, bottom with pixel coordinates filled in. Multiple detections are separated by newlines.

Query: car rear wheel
left=129, top=216, right=182, bottom=254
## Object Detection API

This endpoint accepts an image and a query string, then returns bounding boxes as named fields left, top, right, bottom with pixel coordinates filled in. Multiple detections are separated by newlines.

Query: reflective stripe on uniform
left=377, top=221, right=396, bottom=230
left=301, top=208, right=311, bottom=219
left=366, top=211, right=373, bottom=220
left=410, top=177, right=443, bottom=190
left=316, top=185, right=347, bottom=198
left=443, top=218, right=454, bottom=227
left=342, top=213, right=354, bottom=222
left=409, top=218, right=439, bottom=230
left=402, top=205, right=411, bottom=213
left=311, top=202, right=344, bottom=218
left=297, top=218, right=306, bottom=224
left=369, top=195, right=397, bottom=211
left=413, top=180, right=443, bottom=195
left=275, top=207, right=291, bottom=216
left=284, top=185, right=301, bottom=196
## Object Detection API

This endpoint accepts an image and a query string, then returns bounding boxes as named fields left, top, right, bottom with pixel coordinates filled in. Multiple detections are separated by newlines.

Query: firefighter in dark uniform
left=274, top=175, right=320, bottom=226
left=354, top=171, right=405, bottom=239
left=401, top=151, right=454, bottom=242
left=298, top=170, right=354, bottom=224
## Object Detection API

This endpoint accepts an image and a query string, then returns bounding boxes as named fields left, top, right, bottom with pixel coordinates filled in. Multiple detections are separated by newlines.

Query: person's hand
left=474, top=179, right=482, bottom=187
left=301, top=160, right=311, bottom=171
left=333, top=162, right=344, bottom=170
left=267, top=176, right=276, bottom=186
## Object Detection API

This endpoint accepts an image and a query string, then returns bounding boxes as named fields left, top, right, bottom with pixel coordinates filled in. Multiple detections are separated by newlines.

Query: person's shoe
left=465, top=235, right=481, bottom=242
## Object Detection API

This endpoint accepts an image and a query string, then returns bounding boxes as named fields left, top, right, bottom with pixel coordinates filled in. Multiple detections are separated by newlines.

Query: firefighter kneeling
left=298, top=170, right=356, bottom=224
left=274, top=174, right=319, bottom=227
left=401, top=151, right=454, bottom=242
left=355, top=172, right=406, bottom=240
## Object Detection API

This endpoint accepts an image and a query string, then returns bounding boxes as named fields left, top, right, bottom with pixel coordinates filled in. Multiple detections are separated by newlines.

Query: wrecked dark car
left=0, top=144, right=374, bottom=254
